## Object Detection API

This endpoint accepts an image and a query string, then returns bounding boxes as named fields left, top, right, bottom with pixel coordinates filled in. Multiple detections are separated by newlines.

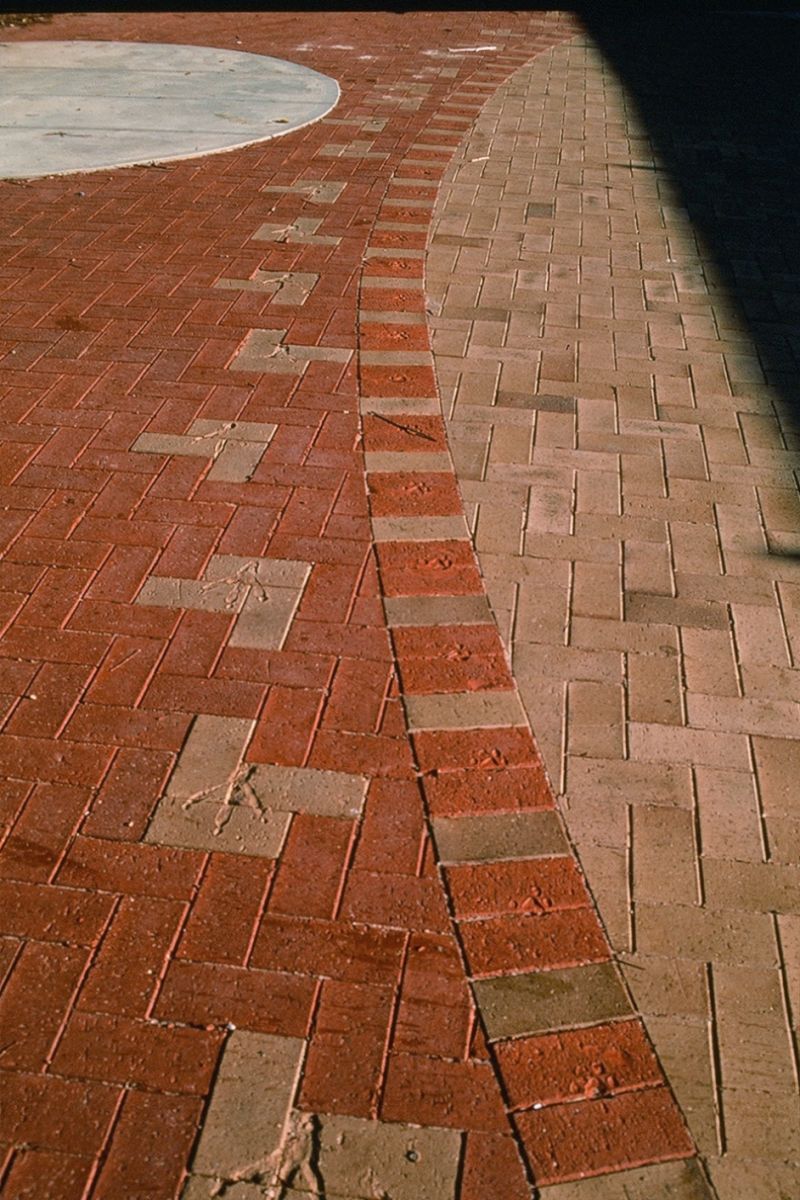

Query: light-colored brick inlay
left=260, top=179, right=346, bottom=204
left=427, top=35, right=800, bottom=1197
left=537, top=1159, right=714, bottom=1200
left=252, top=216, right=340, bottom=246
left=137, top=554, right=311, bottom=650
left=132, top=419, right=277, bottom=482
left=319, top=139, right=387, bottom=159
left=383, top=594, right=494, bottom=628
left=404, top=689, right=525, bottom=732
left=188, top=1031, right=305, bottom=1186
left=432, top=811, right=569, bottom=865
left=371, top=515, right=469, bottom=543
left=145, top=714, right=368, bottom=856
left=364, top=451, right=452, bottom=473
left=183, top=1032, right=461, bottom=1200
left=215, top=270, right=320, bottom=306
left=231, top=328, right=352, bottom=374
left=474, top=963, right=633, bottom=1042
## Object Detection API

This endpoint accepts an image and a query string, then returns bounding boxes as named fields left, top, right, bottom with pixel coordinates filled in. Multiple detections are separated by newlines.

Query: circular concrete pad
left=0, top=40, right=339, bottom=179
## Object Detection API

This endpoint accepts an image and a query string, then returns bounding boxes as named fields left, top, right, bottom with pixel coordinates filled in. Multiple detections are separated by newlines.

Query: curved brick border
left=357, top=49, right=704, bottom=1196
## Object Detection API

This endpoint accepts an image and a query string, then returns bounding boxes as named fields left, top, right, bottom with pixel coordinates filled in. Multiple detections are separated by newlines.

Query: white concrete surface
left=0, top=40, right=340, bottom=178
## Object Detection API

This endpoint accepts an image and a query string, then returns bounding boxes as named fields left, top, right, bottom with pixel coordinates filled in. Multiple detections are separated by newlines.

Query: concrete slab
left=0, top=39, right=338, bottom=178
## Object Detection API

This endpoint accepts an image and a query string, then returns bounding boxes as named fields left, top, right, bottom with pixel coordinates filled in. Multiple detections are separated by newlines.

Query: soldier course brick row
left=0, top=10, right=707, bottom=1200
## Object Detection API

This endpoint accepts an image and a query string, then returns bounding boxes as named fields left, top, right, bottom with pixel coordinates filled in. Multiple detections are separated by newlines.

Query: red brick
left=89, top=473, right=152, bottom=521
left=359, top=286, right=427, bottom=313
left=0, top=879, right=113, bottom=946
left=69, top=598, right=181, bottom=639
left=85, top=544, right=159, bottom=603
left=446, top=857, right=590, bottom=919
left=299, top=980, right=394, bottom=1118
left=91, top=1089, right=202, bottom=1200
left=247, top=685, right=323, bottom=767
left=63, top=702, right=191, bottom=750
left=15, top=567, right=93, bottom=628
left=51, top=1011, right=221, bottom=1094
left=322, top=656, right=391, bottom=733
left=5, top=663, right=92, bottom=739
left=368, top=472, right=463, bottom=517
left=308, top=730, right=415, bottom=778
left=77, top=894, right=184, bottom=1018
left=393, top=933, right=472, bottom=1059
left=0, top=781, right=90, bottom=881
left=0, top=1148, right=92, bottom=1200
left=496, top=1020, right=663, bottom=1111
left=381, top=1053, right=507, bottom=1132
left=461, top=910, right=609, bottom=978
left=362, top=413, right=447, bottom=453
left=0, top=941, right=87, bottom=1070
left=158, top=608, right=234, bottom=677
left=360, top=322, right=430, bottom=352
left=352, top=778, right=425, bottom=876
left=56, top=837, right=203, bottom=900
left=516, top=1088, right=694, bottom=1186
left=461, top=1132, right=531, bottom=1200
left=155, top=960, right=316, bottom=1037
left=414, top=728, right=539, bottom=774
left=150, top=523, right=218, bottom=578
left=363, top=259, right=425, bottom=280
left=423, top=765, right=553, bottom=817
left=86, top=636, right=164, bottom=707
left=217, top=647, right=335, bottom=689
left=394, top=623, right=508, bottom=661
left=216, top=505, right=275, bottom=556
left=251, top=914, right=406, bottom=985
left=294, top=562, right=363, bottom=624
left=376, top=539, right=482, bottom=598
left=340, top=870, right=450, bottom=933
left=0, top=1073, right=120, bottom=1156
left=0, top=625, right=111, bottom=665
left=141, top=673, right=265, bottom=718
left=0, top=735, right=115, bottom=788
left=284, top=619, right=390, bottom=660
left=361, top=365, right=437, bottom=401
left=178, top=853, right=272, bottom=965
left=81, top=747, right=173, bottom=841
left=269, top=813, right=355, bottom=920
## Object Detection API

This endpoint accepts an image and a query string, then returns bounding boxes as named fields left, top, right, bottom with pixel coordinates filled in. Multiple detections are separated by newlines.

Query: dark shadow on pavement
left=574, top=1, right=800, bottom=439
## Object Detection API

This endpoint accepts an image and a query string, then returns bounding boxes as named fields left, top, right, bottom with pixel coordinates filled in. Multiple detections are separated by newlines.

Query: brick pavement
left=0, top=10, right=763, bottom=1200
left=428, top=35, right=800, bottom=1200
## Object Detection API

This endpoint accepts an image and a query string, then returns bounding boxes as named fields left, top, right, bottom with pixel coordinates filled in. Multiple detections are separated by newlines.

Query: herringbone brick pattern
left=428, top=37, right=800, bottom=1200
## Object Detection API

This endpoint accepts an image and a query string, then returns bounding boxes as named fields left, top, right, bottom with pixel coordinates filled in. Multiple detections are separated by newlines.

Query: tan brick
left=383, top=595, right=494, bottom=627
left=687, top=694, right=800, bottom=738
left=432, top=811, right=568, bottom=864
left=312, top=1115, right=461, bottom=1200
left=708, top=1159, right=800, bottom=1200
left=633, top=807, right=698, bottom=906
left=571, top=561, right=621, bottom=619
left=628, top=653, right=683, bottom=725
left=619, top=953, right=709, bottom=1022
left=516, top=581, right=569, bottom=644
left=537, top=1159, right=714, bottom=1200
left=720, top=1087, right=800, bottom=1162
left=191, top=1032, right=303, bottom=1177
left=695, top=767, right=763, bottom=862
left=681, top=628, right=740, bottom=698
left=732, top=604, right=790, bottom=668
left=629, top=723, right=749, bottom=770
left=625, top=593, right=729, bottom=630
left=572, top=842, right=630, bottom=950
left=403, top=689, right=525, bottom=731
left=371, top=516, right=469, bottom=542
left=566, top=757, right=692, bottom=808
left=752, top=736, right=800, bottom=820
left=571, top=616, right=680, bottom=655
left=645, top=1017, right=719, bottom=1154
left=474, top=961, right=632, bottom=1040
left=668, top=521, right=721, bottom=576
left=623, top=538, right=673, bottom=597
left=702, top=859, right=800, bottom=915
left=777, top=913, right=799, bottom=1031
left=567, top=680, right=624, bottom=758
left=634, top=903, right=778, bottom=967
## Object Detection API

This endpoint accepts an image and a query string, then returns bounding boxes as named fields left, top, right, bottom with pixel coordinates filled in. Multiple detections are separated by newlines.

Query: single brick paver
left=0, top=8, right=770, bottom=1200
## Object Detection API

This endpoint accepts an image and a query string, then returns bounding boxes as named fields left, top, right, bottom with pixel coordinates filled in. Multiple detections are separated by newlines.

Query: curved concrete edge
left=0, top=40, right=340, bottom=179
